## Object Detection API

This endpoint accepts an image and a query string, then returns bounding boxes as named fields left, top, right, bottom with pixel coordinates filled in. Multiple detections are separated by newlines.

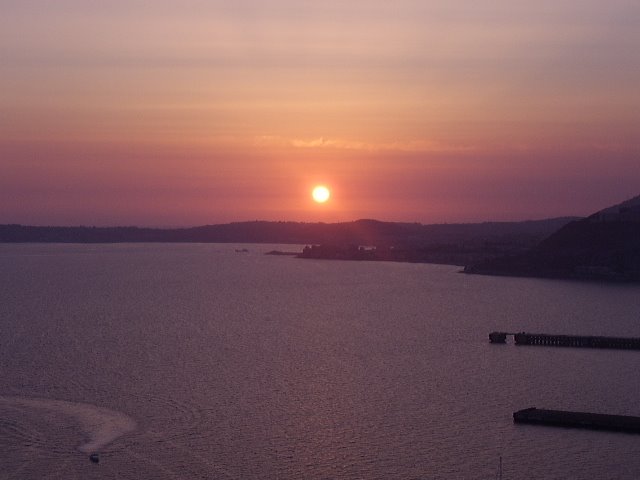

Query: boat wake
left=0, top=396, right=136, bottom=453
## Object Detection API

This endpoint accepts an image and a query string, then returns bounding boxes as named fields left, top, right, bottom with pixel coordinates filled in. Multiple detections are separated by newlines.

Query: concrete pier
left=489, top=331, right=508, bottom=343
left=513, top=332, right=640, bottom=350
left=514, top=407, right=640, bottom=434
left=489, top=331, right=640, bottom=350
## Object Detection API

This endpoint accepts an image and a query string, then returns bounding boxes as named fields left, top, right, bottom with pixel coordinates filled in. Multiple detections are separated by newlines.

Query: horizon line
left=0, top=215, right=583, bottom=230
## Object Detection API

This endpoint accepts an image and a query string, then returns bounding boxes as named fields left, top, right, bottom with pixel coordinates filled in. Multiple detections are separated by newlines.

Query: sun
left=312, top=185, right=331, bottom=203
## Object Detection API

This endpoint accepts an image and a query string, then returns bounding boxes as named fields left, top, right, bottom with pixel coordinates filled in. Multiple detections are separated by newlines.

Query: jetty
left=489, top=331, right=640, bottom=350
left=514, top=408, right=640, bottom=434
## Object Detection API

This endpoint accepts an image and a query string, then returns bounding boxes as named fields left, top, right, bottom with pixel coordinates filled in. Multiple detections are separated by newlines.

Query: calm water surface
left=1, top=243, right=639, bottom=479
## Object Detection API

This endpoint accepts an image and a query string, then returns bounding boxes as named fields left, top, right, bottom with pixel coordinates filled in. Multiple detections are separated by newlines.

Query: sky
left=1, top=0, right=639, bottom=226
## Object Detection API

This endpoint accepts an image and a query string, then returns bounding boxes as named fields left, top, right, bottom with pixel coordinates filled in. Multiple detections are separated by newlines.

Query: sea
left=1, top=243, right=639, bottom=479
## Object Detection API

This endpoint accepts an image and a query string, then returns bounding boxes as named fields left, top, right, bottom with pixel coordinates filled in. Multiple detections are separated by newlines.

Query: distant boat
left=235, top=248, right=249, bottom=253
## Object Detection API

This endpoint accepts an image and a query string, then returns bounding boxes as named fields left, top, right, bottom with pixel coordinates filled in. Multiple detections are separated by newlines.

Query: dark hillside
left=0, top=217, right=575, bottom=247
left=465, top=195, right=640, bottom=281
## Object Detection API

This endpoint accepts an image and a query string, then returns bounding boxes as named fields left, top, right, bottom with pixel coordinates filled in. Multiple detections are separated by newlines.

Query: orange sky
left=1, top=1, right=639, bottom=226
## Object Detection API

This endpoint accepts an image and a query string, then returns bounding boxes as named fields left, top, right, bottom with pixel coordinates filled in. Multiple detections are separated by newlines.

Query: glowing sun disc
left=312, top=185, right=331, bottom=203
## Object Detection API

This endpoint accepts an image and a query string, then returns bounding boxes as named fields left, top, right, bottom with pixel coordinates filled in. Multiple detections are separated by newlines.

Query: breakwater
left=514, top=408, right=640, bottom=434
left=489, top=331, right=640, bottom=350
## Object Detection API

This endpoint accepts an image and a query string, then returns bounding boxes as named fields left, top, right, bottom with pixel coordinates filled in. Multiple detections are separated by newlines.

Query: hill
left=464, top=195, right=640, bottom=281
left=0, top=218, right=576, bottom=266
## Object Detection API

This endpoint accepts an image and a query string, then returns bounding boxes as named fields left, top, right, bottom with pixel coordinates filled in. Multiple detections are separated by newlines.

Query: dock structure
left=489, top=331, right=508, bottom=343
left=514, top=408, right=640, bottom=434
left=489, top=331, right=640, bottom=350
left=514, top=332, right=640, bottom=349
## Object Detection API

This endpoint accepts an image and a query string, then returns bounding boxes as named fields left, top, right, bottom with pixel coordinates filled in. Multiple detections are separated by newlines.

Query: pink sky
left=1, top=1, right=639, bottom=226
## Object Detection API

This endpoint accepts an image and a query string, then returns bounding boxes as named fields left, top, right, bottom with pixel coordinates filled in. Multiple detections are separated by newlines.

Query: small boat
left=89, top=453, right=100, bottom=463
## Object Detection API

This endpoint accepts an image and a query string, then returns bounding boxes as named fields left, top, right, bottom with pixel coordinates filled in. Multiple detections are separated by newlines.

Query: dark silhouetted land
left=465, top=195, right=640, bottom=281
left=5, top=195, right=639, bottom=281
left=0, top=217, right=575, bottom=267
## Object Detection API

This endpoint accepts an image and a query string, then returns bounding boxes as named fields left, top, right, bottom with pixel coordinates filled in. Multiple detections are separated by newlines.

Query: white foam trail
left=0, top=396, right=136, bottom=453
